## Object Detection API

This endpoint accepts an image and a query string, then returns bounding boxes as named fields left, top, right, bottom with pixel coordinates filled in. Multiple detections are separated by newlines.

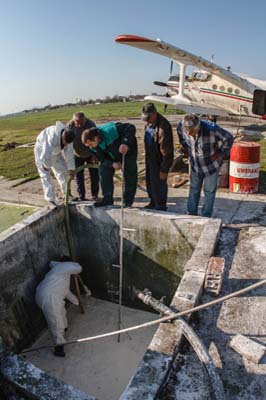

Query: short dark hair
left=142, top=102, right=157, bottom=114
left=141, top=102, right=157, bottom=121
left=81, top=127, right=100, bottom=144
left=62, top=128, right=75, bottom=143
left=73, top=111, right=85, bottom=119
left=182, top=114, right=200, bottom=129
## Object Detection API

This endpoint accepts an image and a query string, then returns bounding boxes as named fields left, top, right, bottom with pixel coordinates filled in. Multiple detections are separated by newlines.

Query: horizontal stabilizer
left=145, top=95, right=229, bottom=116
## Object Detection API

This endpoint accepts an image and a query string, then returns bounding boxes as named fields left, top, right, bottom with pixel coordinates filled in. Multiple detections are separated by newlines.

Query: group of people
left=34, top=103, right=233, bottom=218
left=34, top=105, right=234, bottom=357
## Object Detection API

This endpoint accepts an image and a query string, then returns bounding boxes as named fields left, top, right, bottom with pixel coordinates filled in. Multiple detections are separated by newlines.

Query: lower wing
left=145, top=95, right=230, bottom=117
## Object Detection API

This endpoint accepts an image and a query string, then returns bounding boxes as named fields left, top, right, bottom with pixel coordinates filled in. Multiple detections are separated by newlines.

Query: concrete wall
left=70, top=206, right=205, bottom=307
left=0, top=207, right=68, bottom=349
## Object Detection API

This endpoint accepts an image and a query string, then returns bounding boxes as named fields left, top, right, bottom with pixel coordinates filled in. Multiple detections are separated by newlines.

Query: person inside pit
left=35, top=256, right=82, bottom=357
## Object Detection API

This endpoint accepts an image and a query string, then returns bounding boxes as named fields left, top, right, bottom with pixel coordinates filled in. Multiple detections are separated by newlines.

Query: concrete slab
left=164, top=226, right=266, bottom=399
left=25, top=297, right=158, bottom=400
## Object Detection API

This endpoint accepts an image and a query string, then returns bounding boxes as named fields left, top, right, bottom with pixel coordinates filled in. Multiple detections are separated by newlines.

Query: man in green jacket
left=82, top=122, right=138, bottom=207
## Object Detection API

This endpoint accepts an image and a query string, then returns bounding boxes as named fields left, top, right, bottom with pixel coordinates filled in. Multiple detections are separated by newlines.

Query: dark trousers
left=146, top=161, right=168, bottom=211
left=75, top=156, right=99, bottom=199
left=99, top=154, right=137, bottom=205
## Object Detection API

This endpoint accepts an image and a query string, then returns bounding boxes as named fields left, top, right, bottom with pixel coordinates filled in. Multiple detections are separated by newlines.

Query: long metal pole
left=118, top=154, right=125, bottom=342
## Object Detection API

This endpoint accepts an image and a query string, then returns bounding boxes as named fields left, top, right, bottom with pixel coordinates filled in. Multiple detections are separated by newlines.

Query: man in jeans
left=177, top=114, right=233, bottom=217
left=67, top=112, right=99, bottom=201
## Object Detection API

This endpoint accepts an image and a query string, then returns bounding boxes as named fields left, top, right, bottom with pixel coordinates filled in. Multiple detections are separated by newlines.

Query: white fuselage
left=167, top=72, right=266, bottom=117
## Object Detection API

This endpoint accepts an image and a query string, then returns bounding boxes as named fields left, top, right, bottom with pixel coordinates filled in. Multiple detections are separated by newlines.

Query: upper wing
left=115, top=34, right=245, bottom=88
left=145, top=95, right=229, bottom=117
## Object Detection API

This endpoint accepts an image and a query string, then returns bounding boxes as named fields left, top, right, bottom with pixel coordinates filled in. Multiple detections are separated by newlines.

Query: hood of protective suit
left=49, top=261, right=82, bottom=275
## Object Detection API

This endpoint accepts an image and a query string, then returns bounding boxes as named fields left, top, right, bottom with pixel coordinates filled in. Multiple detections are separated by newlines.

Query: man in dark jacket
left=81, top=122, right=138, bottom=207
left=67, top=112, right=99, bottom=201
left=141, top=103, right=173, bottom=211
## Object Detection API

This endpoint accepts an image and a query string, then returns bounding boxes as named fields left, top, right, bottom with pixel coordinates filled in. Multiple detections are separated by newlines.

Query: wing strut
left=179, top=63, right=186, bottom=98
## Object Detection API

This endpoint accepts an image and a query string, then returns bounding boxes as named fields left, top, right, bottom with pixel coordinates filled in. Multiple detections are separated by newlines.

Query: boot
left=54, top=345, right=65, bottom=357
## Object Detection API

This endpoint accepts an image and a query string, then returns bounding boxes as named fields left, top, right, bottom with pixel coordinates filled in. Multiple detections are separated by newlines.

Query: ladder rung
left=112, top=264, right=121, bottom=268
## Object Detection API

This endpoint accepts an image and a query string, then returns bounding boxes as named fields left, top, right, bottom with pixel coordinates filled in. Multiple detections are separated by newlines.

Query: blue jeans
left=188, top=169, right=219, bottom=217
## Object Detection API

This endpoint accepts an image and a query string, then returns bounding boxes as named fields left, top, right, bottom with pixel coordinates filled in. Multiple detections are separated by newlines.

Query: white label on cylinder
left=230, top=161, right=260, bottom=179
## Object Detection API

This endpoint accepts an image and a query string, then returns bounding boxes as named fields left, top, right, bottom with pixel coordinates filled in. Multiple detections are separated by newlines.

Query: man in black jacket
left=82, top=121, right=138, bottom=207
left=141, top=103, right=173, bottom=211
left=67, top=112, right=99, bottom=201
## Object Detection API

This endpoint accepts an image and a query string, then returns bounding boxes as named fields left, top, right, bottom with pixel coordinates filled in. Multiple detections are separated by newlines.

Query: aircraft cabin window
left=212, top=84, right=218, bottom=90
left=227, top=87, right=233, bottom=93
left=220, top=86, right=225, bottom=91
left=235, top=89, right=240, bottom=95
left=191, top=72, right=211, bottom=81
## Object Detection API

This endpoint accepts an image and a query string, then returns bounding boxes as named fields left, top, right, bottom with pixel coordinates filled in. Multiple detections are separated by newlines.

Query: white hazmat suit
left=34, top=121, right=75, bottom=202
left=35, top=261, right=82, bottom=345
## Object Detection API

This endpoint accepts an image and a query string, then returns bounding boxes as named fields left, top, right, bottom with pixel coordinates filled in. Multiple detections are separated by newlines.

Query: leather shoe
left=143, top=202, right=155, bottom=210
left=94, top=198, right=113, bottom=207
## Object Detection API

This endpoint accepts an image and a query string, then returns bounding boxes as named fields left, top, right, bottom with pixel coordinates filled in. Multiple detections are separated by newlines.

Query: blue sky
left=1, top=0, right=266, bottom=114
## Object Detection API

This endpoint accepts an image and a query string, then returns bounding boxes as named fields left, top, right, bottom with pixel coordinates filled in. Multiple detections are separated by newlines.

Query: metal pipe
left=118, top=153, right=125, bottom=342
left=136, top=289, right=225, bottom=400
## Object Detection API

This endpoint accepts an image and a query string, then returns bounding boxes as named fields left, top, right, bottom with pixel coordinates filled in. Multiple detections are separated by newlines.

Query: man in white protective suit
left=34, top=121, right=75, bottom=205
left=35, top=257, right=82, bottom=357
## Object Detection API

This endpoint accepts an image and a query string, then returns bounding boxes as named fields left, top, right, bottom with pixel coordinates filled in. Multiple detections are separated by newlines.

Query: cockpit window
left=168, top=75, right=180, bottom=82
left=190, top=72, right=211, bottom=81
left=168, top=75, right=189, bottom=82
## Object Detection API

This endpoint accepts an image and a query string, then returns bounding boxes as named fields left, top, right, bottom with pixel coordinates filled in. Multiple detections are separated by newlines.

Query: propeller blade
left=153, top=81, right=168, bottom=87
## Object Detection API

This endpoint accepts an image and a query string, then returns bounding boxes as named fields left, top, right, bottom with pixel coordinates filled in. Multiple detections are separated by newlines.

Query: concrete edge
left=120, top=217, right=222, bottom=399
left=0, top=338, right=96, bottom=400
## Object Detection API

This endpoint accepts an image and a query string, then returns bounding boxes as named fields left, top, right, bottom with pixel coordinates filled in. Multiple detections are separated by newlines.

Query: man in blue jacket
left=177, top=114, right=233, bottom=217
left=82, top=122, right=137, bottom=207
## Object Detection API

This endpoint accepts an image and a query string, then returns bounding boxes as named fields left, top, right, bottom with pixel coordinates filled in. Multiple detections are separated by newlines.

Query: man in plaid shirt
left=177, top=114, right=233, bottom=217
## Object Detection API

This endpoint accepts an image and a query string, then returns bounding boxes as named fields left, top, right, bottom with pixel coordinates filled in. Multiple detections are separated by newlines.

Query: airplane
left=115, top=34, right=266, bottom=119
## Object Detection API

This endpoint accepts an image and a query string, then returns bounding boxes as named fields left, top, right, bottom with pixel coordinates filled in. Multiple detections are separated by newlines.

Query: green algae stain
left=0, top=203, right=37, bottom=234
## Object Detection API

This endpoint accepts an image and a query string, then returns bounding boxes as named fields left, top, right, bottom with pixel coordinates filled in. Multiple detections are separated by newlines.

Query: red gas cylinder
left=229, top=142, right=260, bottom=193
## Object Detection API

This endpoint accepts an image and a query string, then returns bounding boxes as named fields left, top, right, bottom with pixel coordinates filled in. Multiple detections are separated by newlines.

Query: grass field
left=0, top=101, right=179, bottom=180
left=0, top=203, right=37, bottom=233
left=0, top=101, right=265, bottom=193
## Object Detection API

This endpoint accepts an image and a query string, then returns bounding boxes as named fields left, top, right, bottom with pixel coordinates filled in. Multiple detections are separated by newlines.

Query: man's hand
left=211, top=152, right=222, bottom=162
left=160, top=172, right=168, bottom=181
left=119, top=144, right=129, bottom=155
left=112, top=162, right=122, bottom=170
left=91, top=156, right=98, bottom=164
left=68, top=170, right=75, bottom=179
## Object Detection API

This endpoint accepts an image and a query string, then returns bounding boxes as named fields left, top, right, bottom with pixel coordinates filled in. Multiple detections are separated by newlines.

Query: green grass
left=0, top=101, right=180, bottom=180
left=0, top=203, right=37, bottom=233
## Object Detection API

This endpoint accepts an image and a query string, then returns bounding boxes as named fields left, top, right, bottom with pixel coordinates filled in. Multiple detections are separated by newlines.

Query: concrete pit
left=0, top=205, right=221, bottom=399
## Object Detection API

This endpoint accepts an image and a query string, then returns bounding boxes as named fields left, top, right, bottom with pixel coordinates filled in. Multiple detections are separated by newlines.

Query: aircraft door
left=252, top=89, right=266, bottom=115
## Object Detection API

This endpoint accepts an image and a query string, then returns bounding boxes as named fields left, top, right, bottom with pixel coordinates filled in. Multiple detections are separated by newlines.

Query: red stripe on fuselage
left=115, top=35, right=156, bottom=43
left=201, top=89, right=253, bottom=103
left=167, top=84, right=253, bottom=103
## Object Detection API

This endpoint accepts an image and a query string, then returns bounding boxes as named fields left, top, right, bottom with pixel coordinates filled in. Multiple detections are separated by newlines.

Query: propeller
left=153, top=81, right=167, bottom=87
